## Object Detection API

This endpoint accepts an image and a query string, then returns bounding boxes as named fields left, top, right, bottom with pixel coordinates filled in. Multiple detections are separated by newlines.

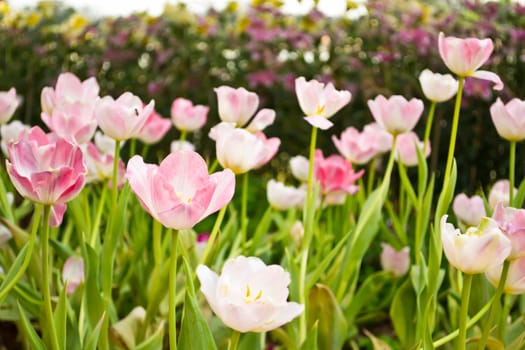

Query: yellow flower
left=0, top=3, right=10, bottom=16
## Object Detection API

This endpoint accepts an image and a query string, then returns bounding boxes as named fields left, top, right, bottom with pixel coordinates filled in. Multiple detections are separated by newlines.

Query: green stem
left=129, top=138, right=136, bottom=158
left=443, top=77, right=464, bottom=189
left=241, top=173, right=249, bottom=252
left=457, top=273, right=473, bottom=350
left=179, top=130, right=187, bottom=143
left=228, top=330, right=241, bottom=350
left=198, top=205, right=227, bottom=266
left=367, top=158, right=376, bottom=194
left=0, top=172, right=14, bottom=222
left=509, top=141, right=516, bottom=206
left=41, top=205, right=60, bottom=350
left=153, top=219, right=162, bottom=267
left=89, top=184, right=108, bottom=247
left=423, top=101, right=436, bottom=156
left=477, top=260, right=510, bottom=349
left=169, top=230, right=179, bottom=350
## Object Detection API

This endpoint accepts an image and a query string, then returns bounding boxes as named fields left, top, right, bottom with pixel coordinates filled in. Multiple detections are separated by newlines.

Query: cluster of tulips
left=0, top=30, right=524, bottom=350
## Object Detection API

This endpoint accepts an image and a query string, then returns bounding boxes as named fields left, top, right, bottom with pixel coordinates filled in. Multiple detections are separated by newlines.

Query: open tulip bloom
left=367, top=95, right=424, bottom=135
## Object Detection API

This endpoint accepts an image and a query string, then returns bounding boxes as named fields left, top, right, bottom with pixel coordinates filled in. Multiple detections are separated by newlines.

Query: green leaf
left=300, top=321, right=319, bottom=350
left=0, top=242, right=30, bottom=305
left=390, top=278, right=416, bottom=348
left=364, top=329, right=392, bottom=350
left=345, top=271, right=389, bottom=324
left=397, top=160, right=418, bottom=207
left=16, top=301, right=46, bottom=350
left=136, top=323, right=164, bottom=350
left=50, top=238, right=76, bottom=260
left=178, top=257, right=217, bottom=350
left=84, top=313, right=106, bottom=350
left=81, top=242, right=104, bottom=331
left=514, top=177, right=525, bottom=208
left=248, top=206, right=273, bottom=255
left=308, top=284, right=348, bottom=350
left=54, top=284, right=69, bottom=350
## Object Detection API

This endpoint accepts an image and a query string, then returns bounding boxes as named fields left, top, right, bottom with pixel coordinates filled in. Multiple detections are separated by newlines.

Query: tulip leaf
left=50, top=238, right=76, bottom=260
left=16, top=301, right=46, bottom=350
left=364, top=329, right=392, bottom=350
left=178, top=257, right=217, bottom=350
left=514, top=177, right=525, bottom=208
left=81, top=242, right=104, bottom=331
left=300, top=321, right=319, bottom=350
left=0, top=241, right=30, bottom=305
left=54, top=284, right=69, bottom=350
left=247, top=206, right=272, bottom=255
left=396, top=161, right=418, bottom=207
left=136, top=322, right=164, bottom=350
left=84, top=312, right=106, bottom=350
left=390, top=278, right=416, bottom=348
left=345, top=271, right=389, bottom=324
left=308, top=284, right=347, bottom=350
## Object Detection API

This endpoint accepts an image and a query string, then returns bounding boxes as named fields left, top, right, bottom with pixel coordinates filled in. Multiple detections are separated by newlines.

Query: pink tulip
left=441, top=215, right=511, bottom=274
left=289, top=155, right=309, bottom=183
left=170, top=97, right=209, bottom=132
left=367, top=95, right=424, bottom=135
left=266, top=179, right=306, bottom=211
left=196, top=256, right=304, bottom=332
left=83, top=142, right=126, bottom=187
left=380, top=243, right=410, bottom=278
left=1, top=120, right=30, bottom=156
left=418, top=69, right=458, bottom=103
left=295, top=77, right=351, bottom=130
left=214, top=86, right=259, bottom=127
left=50, top=204, right=67, bottom=227
left=95, top=92, right=154, bottom=141
left=62, top=256, right=85, bottom=295
left=195, top=233, right=210, bottom=257
left=40, top=73, right=99, bottom=144
left=6, top=127, right=87, bottom=205
left=170, top=140, right=195, bottom=153
left=438, top=32, right=503, bottom=90
left=333, top=123, right=393, bottom=164
left=126, top=150, right=235, bottom=230
left=245, top=109, right=276, bottom=133
left=452, top=193, right=486, bottom=227
left=136, top=108, right=172, bottom=144
left=486, top=256, right=525, bottom=295
left=94, top=131, right=124, bottom=156
left=489, top=180, right=516, bottom=209
left=492, top=203, right=525, bottom=259
left=0, top=88, right=21, bottom=124
left=394, top=132, right=430, bottom=167
left=490, top=98, right=525, bottom=142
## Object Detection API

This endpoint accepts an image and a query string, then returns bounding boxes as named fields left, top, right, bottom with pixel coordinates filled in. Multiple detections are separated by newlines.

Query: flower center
left=244, top=284, right=263, bottom=303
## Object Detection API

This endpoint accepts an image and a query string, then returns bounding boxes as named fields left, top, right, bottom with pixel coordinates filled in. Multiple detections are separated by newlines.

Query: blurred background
left=1, top=0, right=524, bottom=193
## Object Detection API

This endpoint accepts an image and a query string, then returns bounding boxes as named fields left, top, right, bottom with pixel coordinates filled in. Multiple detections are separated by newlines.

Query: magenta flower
left=6, top=127, right=87, bottom=205
left=380, top=243, right=410, bottom=278
left=295, top=77, right=351, bottom=130
left=171, top=97, right=209, bottom=132
left=394, top=132, right=430, bottom=167
left=438, top=32, right=503, bottom=90
left=0, top=88, right=21, bottom=124
left=126, top=150, right=235, bottom=230
left=492, top=203, right=525, bottom=259
left=136, top=108, right=172, bottom=144
left=452, top=193, right=486, bottom=227
left=367, top=95, right=424, bottom=135
left=490, top=98, right=525, bottom=142
left=332, top=123, right=392, bottom=165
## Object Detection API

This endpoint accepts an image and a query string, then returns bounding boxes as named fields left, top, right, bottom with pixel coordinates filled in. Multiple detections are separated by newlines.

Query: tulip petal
left=472, top=70, right=504, bottom=90
left=304, top=116, right=333, bottom=130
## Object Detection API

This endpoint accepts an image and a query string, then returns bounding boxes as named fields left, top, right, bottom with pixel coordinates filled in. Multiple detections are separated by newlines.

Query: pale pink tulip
left=170, top=98, right=208, bottom=132
left=1, top=120, right=30, bottom=156
left=438, top=32, right=503, bottom=90
left=395, top=132, right=430, bottom=167
left=332, top=123, right=393, bottom=165
left=452, top=193, right=486, bottom=227
left=486, top=256, right=525, bottom=295
left=0, top=88, right=21, bottom=124
left=492, top=203, right=525, bottom=259
left=6, top=127, right=87, bottom=205
left=197, top=256, right=304, bottom=332
left=170, top=140, right=195, bottom=153
left=94, top=131, right=124, bottom=156
left=136, top=108, right=172, bottom=144
left=266, top=179, right=306, bottom=211
left=489, top=180, right=516, bottom=209
left=441, top=215, right=511, bottom=274
left=62, top=256, right=85, bottom=295
left=214, top=86, right=259, bottom=127
left=418, top=69, right=459, bottom=103
left=246, top=109, right=276, bottom=133
left=367, top=95, right=424, bottom=135
left=289, top=155, right=309, bottom=183
left=295, top=77, right=351, bottom=130
left=95, top=92, right=154, bottom=141
left=490, top=98, right=525, bottom=142
left=83, top=142, right=126, bottom=187
left=126, top=150, right=235, bottom=230
left=380, top=243, right=410, bottom=278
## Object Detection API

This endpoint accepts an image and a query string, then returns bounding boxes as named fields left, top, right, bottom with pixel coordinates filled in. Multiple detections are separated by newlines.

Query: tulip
left=394, top=132, right=430, bottom=167
left=136, top=108, right=172, bottom=144
left=332, top=123, right=392, bottom=164
left=50, top=204, right=67, bottom=228
left=489, top=179, right=516, bottom=209
left=126, top=150, right=235, bottom=230
left=94, top=131, right=123, bottom=156
left=492, top=203, right=525, bottom=259
left=170, top=140, right=195, bottom=153
left=196, top=256, right=304, bottom=332
left=452, top=193, right=486, bottom=227
left=266, top=179, right=306, bottom=211
left=290, top=155, right=309, bottom=182
left=295, top=77, right=351, bottom=130
left=418, top=69, right=459, bottom=103
left=490, top=98, right=525, bottom=142
left=62, top=256, right=85, bottom=295
left=214, top=86, right=259, bottom=127
left=486, top=256, right=525, bottom=295
left=6, top=126, right=87, bottom=205
left=195, top=233, right=210, bottom=257
left=367, top=95, right=424, bottom=135
left=441, top=215, right=511, bottom=274
left=438, top=32, right=503, bottom=90
left=0, top=87, right=21, bottom=124
left=83, top=142, right=126, bottom=187
left=380, top=243, right=410, bottom=278
left=95, top=92, right=154, bottom=141
left=0, top=120, right=30, bottom=156
left=171, top=97, right=209, bottom=132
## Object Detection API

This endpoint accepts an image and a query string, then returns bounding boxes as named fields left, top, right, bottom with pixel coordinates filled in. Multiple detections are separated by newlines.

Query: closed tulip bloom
left=486, top=256, right=525, bottom=295
left=215, top=86, right=259, bottom=127
left=295, top=77, right=351, bottom=130
left=367, top=95, right=424, bottom=135
left=62, top=256, right=85, bottom=295
left=0, top=88, right=21, bottom=124
left=490, top=98, right=525, bottom=142
left=289, top=155, right=309, bottom=182
left=452, top=193, right=486, bottom=227
left=492, top=203, right=525, bottom=259
left=332, top=123, right=393, bottom=165
left=418, top=69, right=459, bottom=103
left=127, top=150, right=235, bottom=230
left=1, top=120, right=30, bottom=156
left=196, top=256, right=304, bottom=333
left=171, top=97, right=209, bottom=132
left=95, top=92, right=154, bottom=141
left=170, top=140, right=195, bottom=153
left=380, top=243, right=410, bottom=278
left=489, top=179, right=516, bottom=209
left=441, top=215, right=511, bottom=274
left=267, top=179, right=306, bottom=211
left=438, top=32, right=503, bottom=90
left=394, top=132, right=430, bottom=167
left=136, top=108, right=172, bottom=144
left=6, top=127, right=87, bottom=205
